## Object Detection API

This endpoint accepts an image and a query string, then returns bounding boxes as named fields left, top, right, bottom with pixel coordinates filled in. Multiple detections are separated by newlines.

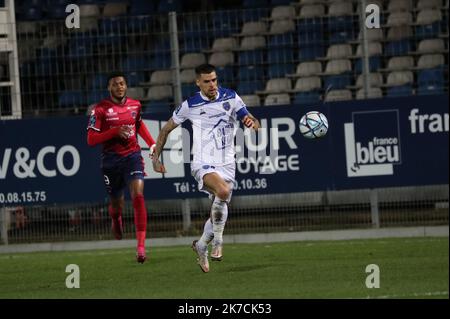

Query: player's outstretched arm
left=242, top=113, right=260, bottom=130
left=152, top=117, right=179, bottom=173
left=87, top=126, right=131, bottom=146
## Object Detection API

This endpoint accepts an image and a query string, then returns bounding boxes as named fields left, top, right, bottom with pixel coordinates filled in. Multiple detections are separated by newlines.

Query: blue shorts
left=101, top=151, right=145, bottom=198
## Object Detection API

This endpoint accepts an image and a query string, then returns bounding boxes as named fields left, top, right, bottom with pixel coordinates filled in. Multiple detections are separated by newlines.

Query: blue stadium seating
left=238, top=65, right=265, bottom=81
left=143, top=101, right=172, bottom=114
left=59, top=91, right=85, bottom=107
left=182, top=84, right=198, bottom=99
left=324, top=74, right=352, bottom=90
left=329, top=30, right=355, bottom=44
left=293, top=91, right=321, bottom=105
left=126, top=71, right=146, bottom=87
left=237, top=81, right=264, bottom=95
left=387, top=85, right=413, bottom=97
left=418, top=68, right=446, bottom=95
left=298, top=45, right=325, bottom=61
left=268, top=47, right=294, bottom=64
left=238, top=50, right=265, bottom=65
left=354, top=57, right=381, bottom=73
left=86, top=90, right=109, bottom=105
left=129, top=0, right=156, bottom=15
left=384, top=40, right=413, bottom=56
left=90, top=74, right=108, bottom=89
left=216, top=66, right=234, bottom=83
left=242, top=0, right=269, bottom=8
left=268, top=63, right=295, bottom=78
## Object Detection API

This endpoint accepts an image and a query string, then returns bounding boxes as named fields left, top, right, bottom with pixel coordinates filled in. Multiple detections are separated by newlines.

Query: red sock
left=133, top=194, right=147, bottom=248
left=108, top=204, right=122, bottom=220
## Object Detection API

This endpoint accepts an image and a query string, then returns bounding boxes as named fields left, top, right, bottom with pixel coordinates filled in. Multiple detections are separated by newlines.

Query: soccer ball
left=299, top=111, right=329, bottom=139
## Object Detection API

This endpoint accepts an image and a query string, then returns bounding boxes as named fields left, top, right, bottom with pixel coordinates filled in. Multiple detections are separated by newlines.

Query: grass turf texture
left=0, top=237, right=448, bottom=299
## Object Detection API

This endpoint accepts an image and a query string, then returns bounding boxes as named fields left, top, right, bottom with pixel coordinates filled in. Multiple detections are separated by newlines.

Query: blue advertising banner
left=0, top=94, right=448, bottom=205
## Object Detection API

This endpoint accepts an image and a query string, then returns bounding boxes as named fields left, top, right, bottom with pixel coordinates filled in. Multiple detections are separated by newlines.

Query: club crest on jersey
left=222, top=102, right=230, bottom=111
left=108, top=108, right=114, bottom=113
left=89, top=115, right=96, bottom=127
left=131, top=111, right=137, bottom=119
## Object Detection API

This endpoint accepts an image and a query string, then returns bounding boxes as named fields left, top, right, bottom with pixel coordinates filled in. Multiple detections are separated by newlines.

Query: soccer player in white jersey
left=151, top=64, right=260, bottom=273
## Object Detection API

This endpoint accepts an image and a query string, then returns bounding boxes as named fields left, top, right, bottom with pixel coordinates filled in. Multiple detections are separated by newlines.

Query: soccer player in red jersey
left=86, top=73, right=164, bottom=263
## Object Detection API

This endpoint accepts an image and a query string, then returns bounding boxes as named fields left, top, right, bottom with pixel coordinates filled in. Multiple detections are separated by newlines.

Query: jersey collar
left=199, top=89, right=220, bottom=102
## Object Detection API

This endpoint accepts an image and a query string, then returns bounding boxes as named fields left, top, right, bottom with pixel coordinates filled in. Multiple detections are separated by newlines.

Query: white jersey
left=172, top=87, right=249, bottom=166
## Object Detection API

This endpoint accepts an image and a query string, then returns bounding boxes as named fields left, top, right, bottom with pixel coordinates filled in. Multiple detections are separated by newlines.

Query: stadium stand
left=0, top=0, right=446, bottom=117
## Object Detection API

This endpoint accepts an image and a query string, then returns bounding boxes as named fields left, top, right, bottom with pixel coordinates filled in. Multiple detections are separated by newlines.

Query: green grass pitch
left=0, top=237, right=448, bottom=299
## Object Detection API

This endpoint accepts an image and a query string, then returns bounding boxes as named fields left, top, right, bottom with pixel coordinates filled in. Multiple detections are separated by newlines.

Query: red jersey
left=87, top=97, right=143, bottom=157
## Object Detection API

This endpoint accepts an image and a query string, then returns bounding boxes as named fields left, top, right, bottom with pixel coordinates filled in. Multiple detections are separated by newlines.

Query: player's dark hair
left=107, top=73, right=127, bottom=85
left=195, top=64, right=216, bottom=77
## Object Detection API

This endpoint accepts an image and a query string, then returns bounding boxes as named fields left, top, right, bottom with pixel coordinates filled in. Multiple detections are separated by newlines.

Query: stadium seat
left=268, top=47, right=294, bottom=64
left=388, top=0, right=413, bottom=12
left=298, top=45, right=325, bottom=61
left=329, top=30, right=355, bottom=44
left=59, top=91, right=86, bottom=107
left=79, top=4, right=101, bottom=18
left=385, top=56, right=415, bottom=70
left=180, top=53, right=206, bottom=69
left=240, top=94, right=261, bottom=107
left=22, top=7, right=42, bottom=20
left=142, top=85, right=173, bottom=101
left=126, top=71, right=145, bottom=87
left=211, top=11, right=241, bottom=38
left=414, top=38, right=446, bottom=54
left=386, top=11, right=413, bottom=26
left=293, top=91, right=321, bottom=105
left=357, top=29, right=384, bottom=42
left=208, top=38, right=238, bottom=52
left=129, top=1, right=156, bottom=15
left=417, top=0, right=442, bottom=10
left=209, top=52, right=234, bottom=67
left=324, top=44, right=353, bottom=60
left=241, top=8, right=270, bottom=22
left=415, top=9, right=443, bottom=39
left=237, top=81, right=264, bottom=94
left=355, top=42, right=383, bottom=57
left=292, top=76, right=322, bottom=92
left=327, top=2, right=354, bottom=32
left=103, top=3, right=128, bottom=17
left=182, top=84, right=198, bottom=98
left=127, top=87, right=145, bottom=100
left=238, top=50, right=265, bottom=65
left=268, top=63, right=295, bottom=78
left=238, top=21, right=268, bottom=36
left=416, top=54, right=446, bottom=69
left=290, top=61, right=322, bottom=77
left=271, top=0, right=292, bottom=6
left=86, top=90, right=109, bottom=105
left=386, top=70, right=414, bottom=84
left=322, top=59, right=352, bottom=75
left=356, top=88, right=383, bottom=99
left=355, top=73, right=383, bottom=88
left=121, top=56, right=151, bottom=72
left=354, top=57, right=382, bottom=73
left=298, top=4, right=325, bottom=18
left=387, top=85, right=413, bottom=96
left=149, top=70, right=172, bottom=85
left=269, top=20, right=296, bottom=34
left=158, top=0, right=182, bottom=13
left=215, top=66, right=234, bottom=82
left=269, top=6, right=296, bottom=20
left=240, top=36, right=266, bottom=50
left=324, top=74, right=352, bottom=90
left=143, top=101, right=172, bottom=114
left=260, top=78, right=292, bottom=94
left=238, top=65, right=265, bottom=81
left=180, top=69, right=196, bottom=83
left=324, top=89, right=352, bottom=102
left=417, top=68, right=445, bottom=95
left=264, top=93, right=291, bottom=106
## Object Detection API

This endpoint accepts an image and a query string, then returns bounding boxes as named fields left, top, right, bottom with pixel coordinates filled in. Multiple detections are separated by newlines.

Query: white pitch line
left=363, top=291, right=449, bottom=299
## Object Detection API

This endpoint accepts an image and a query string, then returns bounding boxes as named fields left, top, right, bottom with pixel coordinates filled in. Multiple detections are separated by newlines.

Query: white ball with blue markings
left=299, top=111, right=328, bottom=139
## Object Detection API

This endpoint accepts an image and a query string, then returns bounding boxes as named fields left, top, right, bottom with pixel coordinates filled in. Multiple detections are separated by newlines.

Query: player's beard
left=111, top=91, right=126, bottom=103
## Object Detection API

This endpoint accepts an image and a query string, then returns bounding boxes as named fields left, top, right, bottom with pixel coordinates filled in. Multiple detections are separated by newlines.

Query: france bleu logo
left=344, top=110, right=402, bottom=177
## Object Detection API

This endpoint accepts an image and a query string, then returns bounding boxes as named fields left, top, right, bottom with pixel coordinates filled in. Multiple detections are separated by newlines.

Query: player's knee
left=215, top=185, right=230, bottom=201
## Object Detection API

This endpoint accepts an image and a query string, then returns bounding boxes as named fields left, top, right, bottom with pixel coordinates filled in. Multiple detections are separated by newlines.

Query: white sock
left=197, top=218, right=213, bottom=253
left=211, top=197, right=228, bottom=247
